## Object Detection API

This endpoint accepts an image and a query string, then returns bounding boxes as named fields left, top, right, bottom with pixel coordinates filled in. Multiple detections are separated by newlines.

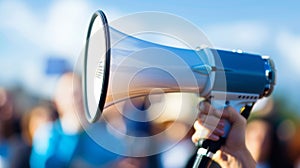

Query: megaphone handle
left=192, top=103, right=254, bottom=168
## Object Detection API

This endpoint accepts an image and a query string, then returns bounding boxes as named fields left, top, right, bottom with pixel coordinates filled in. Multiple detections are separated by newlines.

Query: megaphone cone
left=83, top=10, right=213, bottom=123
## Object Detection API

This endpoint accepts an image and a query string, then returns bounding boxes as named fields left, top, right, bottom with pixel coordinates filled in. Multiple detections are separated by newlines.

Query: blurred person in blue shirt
left=30, top=72, right=124, bottom=168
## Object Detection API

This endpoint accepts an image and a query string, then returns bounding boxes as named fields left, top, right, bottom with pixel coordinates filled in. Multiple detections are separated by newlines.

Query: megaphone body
left=82, top=10, right=276, bottom=167
left=83, top=10, right=275, bottom=122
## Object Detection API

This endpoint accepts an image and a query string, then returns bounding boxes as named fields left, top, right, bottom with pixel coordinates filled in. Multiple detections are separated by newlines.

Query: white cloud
left=0, top=0, right=124, bottom=59
left=42, top=0, right=92, bottom=58
left=276, top=31, right=300, bottom=75
left=0, top=1, right=37, bottom=34
left=204, top=21, right=270, bottom=51
left=274, top=31, right=300, bottom=109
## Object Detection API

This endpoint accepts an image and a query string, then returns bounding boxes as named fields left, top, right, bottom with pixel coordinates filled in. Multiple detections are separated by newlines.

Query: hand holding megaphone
left=192, top=101, right=256, bottom=168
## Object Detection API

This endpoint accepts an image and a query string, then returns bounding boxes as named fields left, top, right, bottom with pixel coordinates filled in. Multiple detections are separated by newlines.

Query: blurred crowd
left=1, top=72, right=300, bottom=168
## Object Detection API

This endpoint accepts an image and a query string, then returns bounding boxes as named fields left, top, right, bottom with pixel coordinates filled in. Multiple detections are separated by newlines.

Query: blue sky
left=1, top=0, right=300, bottom=112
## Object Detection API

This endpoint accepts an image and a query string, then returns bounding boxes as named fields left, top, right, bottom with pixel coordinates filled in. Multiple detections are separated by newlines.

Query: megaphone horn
left=83, top=10, right=211, bottom=123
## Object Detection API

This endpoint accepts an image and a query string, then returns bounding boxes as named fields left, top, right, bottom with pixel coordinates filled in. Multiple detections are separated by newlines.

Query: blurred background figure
left=288, top=124, right=300, bottom=168
left=29, top=72, right=122, bottom=168
left=0, top=87, right=15, bottom=168
left=246, top=117, right=274, bottom=168
left=21, top=105, right=56, bottom=147
left=0, top=88, right=14, bottom=121
left=0, top=87, right=39, bottom=168
left=245, top=98, right=294, bottom=168
left=17, top=104, right=57, bottom=168
left=30, top=72, right=78, bottom=167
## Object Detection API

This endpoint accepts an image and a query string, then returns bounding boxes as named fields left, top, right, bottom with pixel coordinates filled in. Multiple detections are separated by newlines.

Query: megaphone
left=82, top=10, right=276, bottom=166
left=83, top=10, right=276, bottom=123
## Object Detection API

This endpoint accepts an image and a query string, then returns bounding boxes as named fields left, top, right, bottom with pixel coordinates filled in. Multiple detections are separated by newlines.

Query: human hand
left=191, top=101, right=256, bottom=168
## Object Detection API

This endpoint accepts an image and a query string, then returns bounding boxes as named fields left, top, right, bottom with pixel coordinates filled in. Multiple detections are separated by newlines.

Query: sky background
left=1, top=0, right=300, bottom=115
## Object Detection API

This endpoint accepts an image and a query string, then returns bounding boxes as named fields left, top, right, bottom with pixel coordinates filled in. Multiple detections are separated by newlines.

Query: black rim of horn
left=83, top=10, right=111, bottom=123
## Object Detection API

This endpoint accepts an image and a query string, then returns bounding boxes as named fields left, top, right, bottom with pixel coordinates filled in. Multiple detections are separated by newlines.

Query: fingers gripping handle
left=196, top=102, right=253, bottom=149
left=208, top=91, right=256, bottom=138
left=193, top=97, right=255, bottom=168
left=211, top=100, right=254, bottom=138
